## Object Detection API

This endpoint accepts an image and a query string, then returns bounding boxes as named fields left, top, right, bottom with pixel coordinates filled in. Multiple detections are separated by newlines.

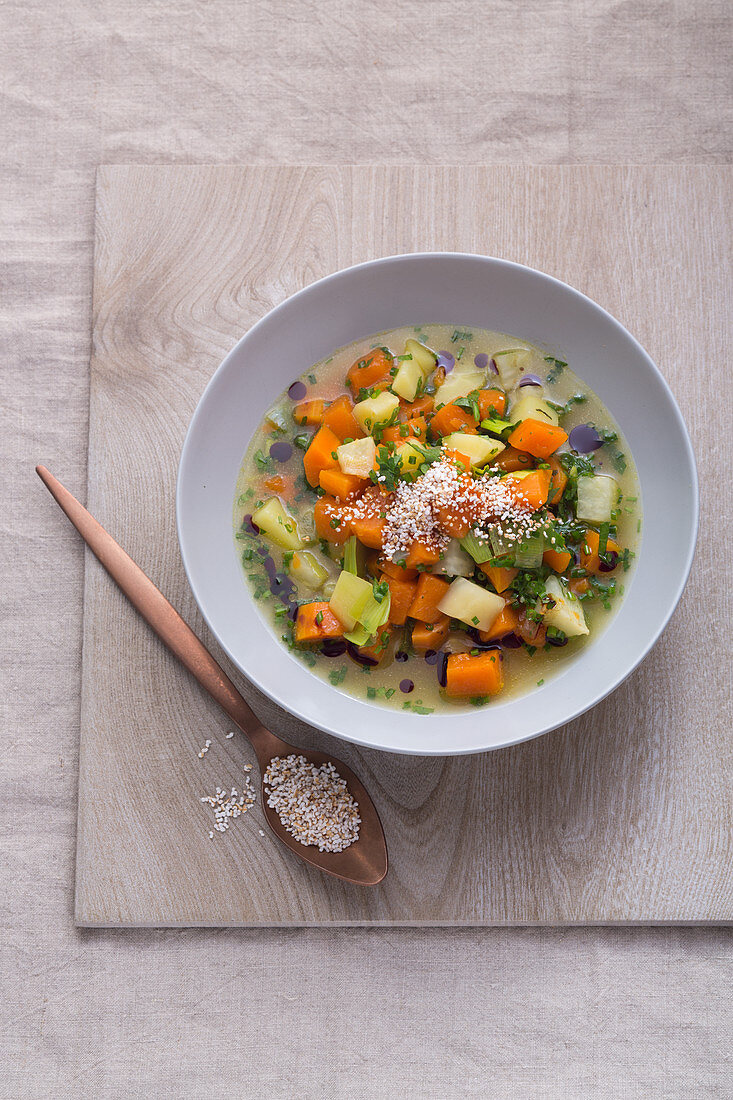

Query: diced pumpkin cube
left=506, top=418, right=568, bottom=459
left=314, top=495, right=352, bottom=544
left=430, top=401, right=478, bottom=437
left=382, top=575, right=418, bottom=626
left=478, top=563, right=519, bottom=593
left=318, top=468, right=369, bottom=501
left=295, top=603, right=345, bottom=644
left=445, top=651, right=504, bottom=697
left=411, top=615, right=450, bottom=650
left=322, top=394, right=363, bottom=440
left=478, top=604, right=520, bottom=641
left=543, top=546, right=573, bottom=573
left=302, top=425, right=341, bottom=486
left=407, top=572, right=451, bottom=623
left=346, top=347, right=393, bottom=391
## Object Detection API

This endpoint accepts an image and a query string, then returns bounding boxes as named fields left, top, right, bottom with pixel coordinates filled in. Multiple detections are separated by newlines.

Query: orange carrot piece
left=478, top=604, right=519, bottom=642
left=506, top=418, right=568, bottom=460
left=434, top=502, right=471, bottom=539
left=477, top=388, right=507, bottom=419
left=313, top=495, right=352, bottom=544
left=322, top=394, right=363, bottom=441
left=295, top=602, right=345, bottom=644
left=383, top=575, right=418, bottom=626
left=346, top=347, right=393, bottom=392
left=568, top=578, right=590, bottom=596
left=492, top=447, right=534, bottom=473
left=479, top=563, right=519, bottom=593
left=411, top=615, right=450, bottom=650
left=430, top=402, right=478, bottom=437
left=302, top=425, right=341, bottom=487
left=264, top=475, right=285, bottom=493
left=579, top=529, right=621, bottom=574
left=547, top=456, right=568, bottom=505
left=407, top=572, right=450, bottom=623
left=399, top=395, right=434, bottom=420
left=381, top=415, right=428, bottom=445
left=376, top=557, right=418, bottom=582
left=543, top=547, right=573, bottom=573
left=351, top=515, right=386, bottom=549
left=318, top=468, right=369, bottom=501
left=445, top=651, right=504, bottom=697
left=404, top=541, right=443, bottom=571
left=504, top=468, right=552, bottom=510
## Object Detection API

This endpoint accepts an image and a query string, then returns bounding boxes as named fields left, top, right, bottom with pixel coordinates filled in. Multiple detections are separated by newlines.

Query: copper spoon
left=36, top=465, right=388, bottom=886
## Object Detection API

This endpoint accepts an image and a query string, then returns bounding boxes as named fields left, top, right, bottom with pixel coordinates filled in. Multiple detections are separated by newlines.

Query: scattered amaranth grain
left=263, top=754, right=360, bottom=852
left=201, top=779, right=256, bottom=834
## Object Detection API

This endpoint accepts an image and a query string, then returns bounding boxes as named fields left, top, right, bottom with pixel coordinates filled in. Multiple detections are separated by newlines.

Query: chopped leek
left=460, top=530, right=494, bottom=564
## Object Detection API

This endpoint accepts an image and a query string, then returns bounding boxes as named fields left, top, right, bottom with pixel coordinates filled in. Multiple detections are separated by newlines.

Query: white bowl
left=177, top=253, right=698, bottom=756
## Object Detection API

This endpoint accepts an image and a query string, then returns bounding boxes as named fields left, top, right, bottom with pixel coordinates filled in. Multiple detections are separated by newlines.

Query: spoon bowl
left=36, top=465, right=388, bottom=887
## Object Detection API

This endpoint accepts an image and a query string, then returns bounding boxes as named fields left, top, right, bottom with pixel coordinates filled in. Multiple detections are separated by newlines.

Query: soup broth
left=234, top=324, right=640, bottom=714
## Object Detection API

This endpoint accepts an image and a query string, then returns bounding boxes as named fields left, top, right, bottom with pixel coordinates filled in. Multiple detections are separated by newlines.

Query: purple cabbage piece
left=269, top=440, right=292, bottom=463
left=399, top=678, right=414, bottom=694
left=346, top=642, right=379, bottom=668
left=474, top=353, right=489, bottom=370
left=287, top=380, right=307, bottom=401
left=437, top=351, right=455, bottom=373
left=518, top=373, right=543, bottom=388
left=488, top=358, right=499, bottom=375
left=568, top=424, right=603, bottom=452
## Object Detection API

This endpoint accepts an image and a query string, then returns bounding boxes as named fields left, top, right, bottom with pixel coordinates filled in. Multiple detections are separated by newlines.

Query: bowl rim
left=177, top=251, right=699, bottom=756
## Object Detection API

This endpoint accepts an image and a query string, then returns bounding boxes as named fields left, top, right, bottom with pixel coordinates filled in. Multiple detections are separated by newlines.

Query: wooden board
left=77, top=165, right=732, bottom=926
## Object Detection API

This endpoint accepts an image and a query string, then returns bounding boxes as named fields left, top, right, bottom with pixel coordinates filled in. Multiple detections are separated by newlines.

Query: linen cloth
left=2, top=1, right=731, bottom=1096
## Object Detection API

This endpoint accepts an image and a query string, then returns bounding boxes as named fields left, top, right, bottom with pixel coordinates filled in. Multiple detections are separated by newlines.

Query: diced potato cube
left=493, top=348, right=532, bottom=390
left=542, top=575, right=589, bottom=637
left=508, top=391, right=559, bottom=426
left=288, top=551, right=329, bottom=590
left=354, top=391, right=400, bottom=434
left=328, top=571, right=373, bottom=631
left=390, top=357, right=424, bottom=402
left=396, top=440, right=427, bottom=480
left=337, top=436, right=376, bottom=478
left=251, top=498, right=303, bottom=550
left=442, top=432, right=505, bottom=466
left=437, top=577, right=505, bottom=631
left=435, top=370, right=485, bottom=406
left=404, top=338, right=438, bottom=376
left=576, top=475, right=619, bottom=524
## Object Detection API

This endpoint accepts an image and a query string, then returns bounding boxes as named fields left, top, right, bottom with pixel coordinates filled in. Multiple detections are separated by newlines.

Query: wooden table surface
left=76, top=164, right=731, bottom=926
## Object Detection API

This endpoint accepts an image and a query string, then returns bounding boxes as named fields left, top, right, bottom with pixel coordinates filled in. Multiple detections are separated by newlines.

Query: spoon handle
left=36, top=466, right=275, bottom=756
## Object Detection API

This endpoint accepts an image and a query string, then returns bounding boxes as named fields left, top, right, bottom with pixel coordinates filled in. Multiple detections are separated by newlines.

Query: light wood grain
left=77, top=165, right=732, bottom=926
